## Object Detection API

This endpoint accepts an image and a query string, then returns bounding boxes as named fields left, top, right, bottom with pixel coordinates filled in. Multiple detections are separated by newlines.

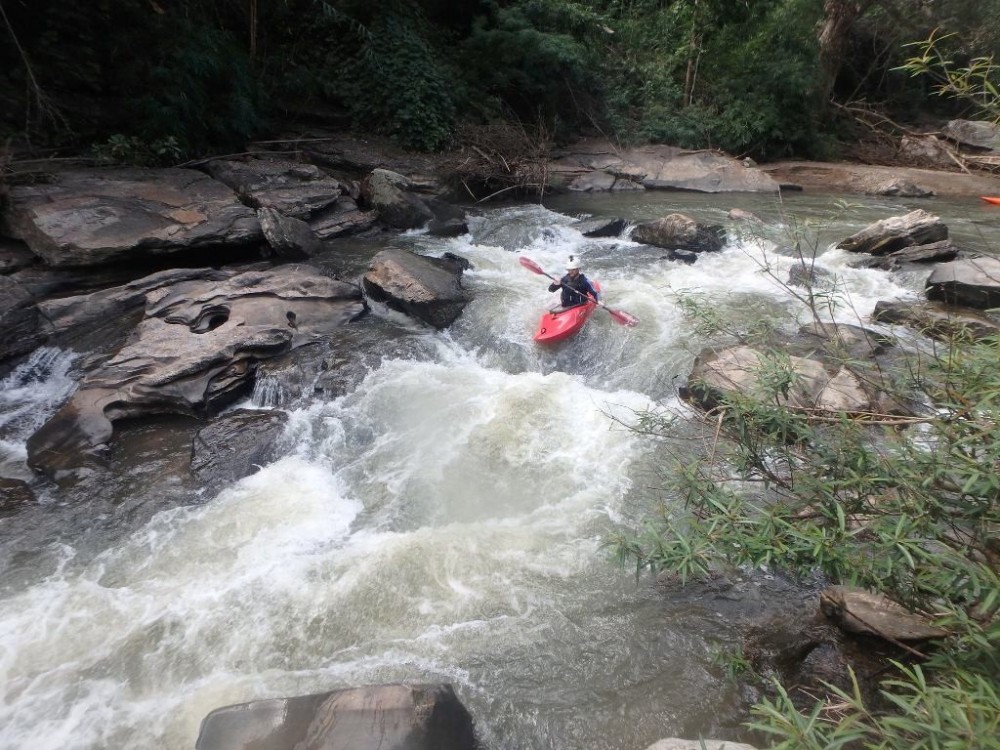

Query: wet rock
left=27, top=265, right=365, bottom=477
left=426, top=216, right=469, bottom=237
left=195, top=683, right=477, bottom=750
left=820, top=586, right=948, bottom=641
left=872, top=300, right=1000, bottom=341
left=363, top=248, right=470, bottom=329
left=857, top=239, right=958, bottom=271
left=788, top=263, right=833, bottom=289
left=257, top=207, right=322, bottom=259
left=37, top=267, right=231, bottom=353
left=666, top=249, right=699, bottom=264
left=0, top=477, right=35, bottom=512
left=631, top=214, right=726, bottom=253
left=573, top=217, right=628, bottom=238
left=0, top=275, right=44, bottom=362
left=309, top=196, right=378, bottom=240
left=837, top=209, right=948, bottom=256
left=191, top=409, right=289, bottom=494
left=202, top=157, right=345, bottom=218
left=2, top=168, right=263, bottom=267
left=925, top=256, right=1000, bottom=309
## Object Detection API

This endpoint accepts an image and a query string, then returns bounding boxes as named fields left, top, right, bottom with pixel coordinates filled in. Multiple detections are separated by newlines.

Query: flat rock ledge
left=548, top=139, right=780, bottom=194
left=3, top=168, right=263, bottom=267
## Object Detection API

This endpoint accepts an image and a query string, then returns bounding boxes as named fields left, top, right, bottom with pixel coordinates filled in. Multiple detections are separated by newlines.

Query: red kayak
left=533, top=283, right=601, bottom=344
left=982, top=196, right=1000, bottom=206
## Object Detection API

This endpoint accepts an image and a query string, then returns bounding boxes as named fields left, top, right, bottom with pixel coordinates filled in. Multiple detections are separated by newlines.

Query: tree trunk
left=817, top=0, right=875, bottom=100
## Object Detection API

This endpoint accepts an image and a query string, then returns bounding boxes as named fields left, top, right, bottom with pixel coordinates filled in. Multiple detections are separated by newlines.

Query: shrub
left=608, top=232, right=1000, bottom=745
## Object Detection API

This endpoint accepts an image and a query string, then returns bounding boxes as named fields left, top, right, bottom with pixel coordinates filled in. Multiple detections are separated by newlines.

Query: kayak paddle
left=518, top=256, right=639, bottom=327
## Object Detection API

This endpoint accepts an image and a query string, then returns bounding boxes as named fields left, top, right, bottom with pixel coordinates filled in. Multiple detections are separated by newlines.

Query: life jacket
left=559, top=273, right=593, bottom=307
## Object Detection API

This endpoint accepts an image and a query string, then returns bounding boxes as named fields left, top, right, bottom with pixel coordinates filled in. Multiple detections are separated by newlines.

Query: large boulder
left=361, top=168, right=468, bottom=233
left=195, top=683, right=477, bottom=750
left=548, top=140, right=780, bottom=193
left=681, top=345, right=873, bottom=414
left=836, top=209, right=947, bottom=256
left=26, top=265, right=365, bottom=476
left=942, top=119, right=1000, bottom=153
left=363, top=249, right=470, bottom=329
left=2, top=168, right=263, bottom=267
left=925, top=256, right=1000, bottom=309
left=201, top=157, right=345, bottom=218
left=257, top=207, right=322, bottom=259
left=631, top=214, right=726, bottom=253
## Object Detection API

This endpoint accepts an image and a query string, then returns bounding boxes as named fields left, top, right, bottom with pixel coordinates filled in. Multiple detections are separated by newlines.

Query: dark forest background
left=1, top=0, right=998, bottom=163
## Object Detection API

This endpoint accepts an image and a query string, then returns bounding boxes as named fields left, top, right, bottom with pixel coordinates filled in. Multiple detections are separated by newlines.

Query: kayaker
left=548, top=256, right=599, bottom=308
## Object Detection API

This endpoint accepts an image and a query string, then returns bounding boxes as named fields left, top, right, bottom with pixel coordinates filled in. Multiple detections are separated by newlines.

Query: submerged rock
left=190, top=408, right=290, bottom=494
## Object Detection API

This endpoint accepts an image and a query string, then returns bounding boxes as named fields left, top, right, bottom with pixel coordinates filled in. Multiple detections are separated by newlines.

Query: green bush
left=608, top=242, right=1000, bottom=745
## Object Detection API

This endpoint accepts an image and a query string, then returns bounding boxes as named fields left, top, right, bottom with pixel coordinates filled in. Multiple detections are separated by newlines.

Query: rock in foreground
left=195, top=683, right=477, bottom=750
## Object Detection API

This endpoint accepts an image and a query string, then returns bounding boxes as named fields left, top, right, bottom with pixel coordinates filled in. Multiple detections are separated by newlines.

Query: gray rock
left=865, top=177, right=935, bottom=198
left=195, top=683, right=476, bottom=750
left=0, top=275, right=44, bottom=362
left=361, top=168, right=437, bottom=230
left=202, top=157, right=344, bottom=218
left=943, top=119, right=1000, bottom=153
left=631, top=214, right=726, bottom=253
left=873, top=299, right=1000, bottom=341
left=837, top=209, right=948, bottom=256
left=26, top=265, right=364, bottom=477
left=309, top=196, right=378, bottom=240
left=363, top=248, right=470, bottom=329
left=191, top=409, right=289, bottom=494
left=573, top=217, right=628, bottom=238
left=258, top=207, right=322, bottom=259
left=3, top=168, right=263, bottom=267
left=549, top=140, right=779, bottom=193
left=926, top=256, right=1000, bottom=309
left=681, top=344, right=873, bottom=415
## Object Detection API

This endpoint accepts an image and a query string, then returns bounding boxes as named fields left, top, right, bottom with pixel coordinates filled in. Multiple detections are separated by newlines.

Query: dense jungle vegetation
left=1, top=0, right=999, bottom=162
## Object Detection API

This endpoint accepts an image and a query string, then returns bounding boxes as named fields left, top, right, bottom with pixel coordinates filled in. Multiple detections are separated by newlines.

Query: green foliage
left=92, top=135, right=183, bottom=167
left=608, top=234, right=1000, bottom=745
left=898, top=30, right=1000, bottom=121
left=461, top=1, right=608, bottom=137
left=331, top=10, right=457, bottom=151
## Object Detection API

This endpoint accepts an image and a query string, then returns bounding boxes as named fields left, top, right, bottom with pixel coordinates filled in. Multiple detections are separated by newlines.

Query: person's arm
left=548, top=275, right=565, bottom=293
left=584, top=278, right=599, bottom=300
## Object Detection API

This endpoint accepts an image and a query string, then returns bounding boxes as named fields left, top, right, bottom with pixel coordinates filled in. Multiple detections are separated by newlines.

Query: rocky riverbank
left=3, top=133, right=1000, bottom=750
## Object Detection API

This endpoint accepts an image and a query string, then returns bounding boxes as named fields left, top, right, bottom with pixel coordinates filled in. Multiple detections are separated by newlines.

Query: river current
left=1, top=190, right=998, bottom=749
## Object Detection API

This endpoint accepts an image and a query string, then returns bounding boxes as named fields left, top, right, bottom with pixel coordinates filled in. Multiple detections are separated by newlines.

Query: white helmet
left=566, top=255, right=581, bottom=271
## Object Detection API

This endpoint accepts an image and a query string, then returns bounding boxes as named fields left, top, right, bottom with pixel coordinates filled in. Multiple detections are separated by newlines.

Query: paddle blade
left=518, top=256, right=547, bottom=275
left=605, top=307, right=639, bottom=327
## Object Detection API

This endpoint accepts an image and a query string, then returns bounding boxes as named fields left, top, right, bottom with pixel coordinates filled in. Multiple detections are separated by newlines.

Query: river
left=1, top=190, right=997, bottom=749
